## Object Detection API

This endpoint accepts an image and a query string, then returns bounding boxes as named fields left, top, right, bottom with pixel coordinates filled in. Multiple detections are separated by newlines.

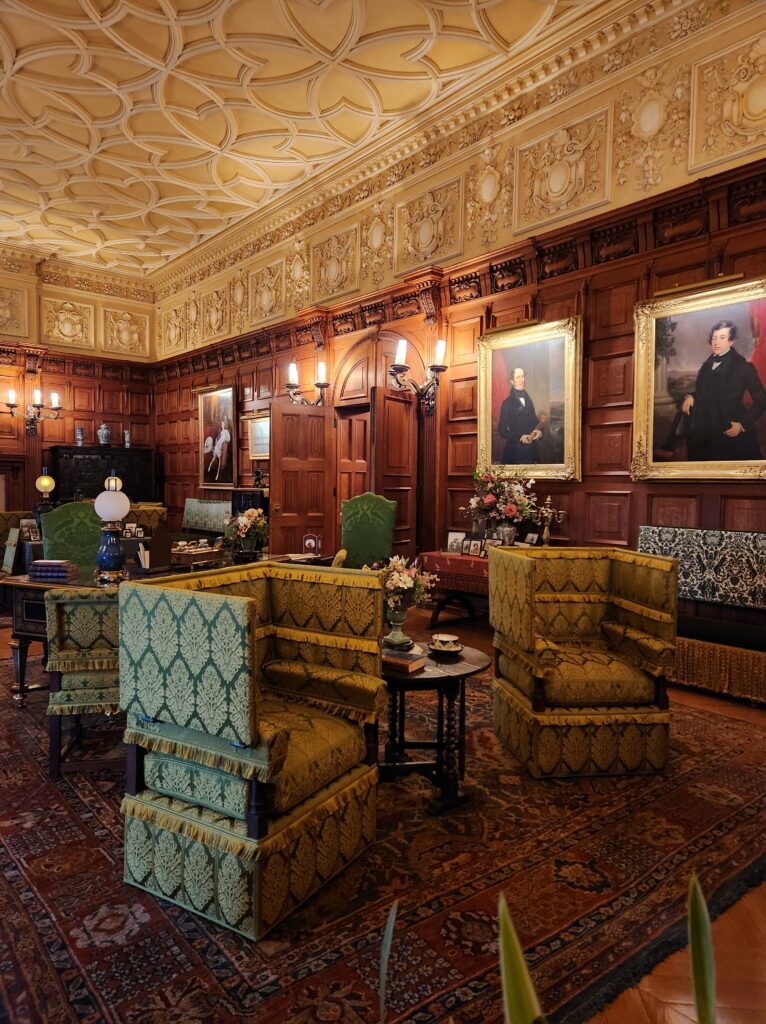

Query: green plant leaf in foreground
left=498, top=894, right=549, bottom=1024
left=688, top=874, right=717, bottom=1024
left=379, top=900, right=398, bottom=1023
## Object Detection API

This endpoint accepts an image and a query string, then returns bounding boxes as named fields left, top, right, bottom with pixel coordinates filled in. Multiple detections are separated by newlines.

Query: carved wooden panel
left=448, top=376, right=478, bottom=421
left=589, top=280, right=638, bottom=339
left=130, top=422, right=150, bottom=446
left=587, top=353, right=633, bottom=408
left=101, top=387, right=123, bottom=415
left=450, top=317, right=482, bottom=367
left=584, top=423, right=631, bottom=475
left=492, top=303, right=531, bottom=329
left=72, top=386, right=95, bottom=412
left=584, top=491, right=631, bottom=546
left=722, top=497, right=766, bottom=533
left=647, top=495, right=700, bottom=527
left=539, top=295, right=577, bottom=322
left=337, top=410, right=369, bottom=502
left=447, top=432, right=477, bottom=476
left=336, top=354, right=371, bottom=404
left=130, top=392, right=150, bottom=416
left=652, top=261, right=707, bottom=294
left=446, top=487, right=474, bottom=529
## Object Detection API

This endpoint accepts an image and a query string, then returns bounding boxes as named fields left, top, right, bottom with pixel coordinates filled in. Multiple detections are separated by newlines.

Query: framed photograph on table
left=468, top=539, right=482, bottom=556
left=245, top=413, right=270, bottom=460
left=461, top=539, right=472, bottom=554
left=631, top=277, right=766, bottom=480
left=477, top=317, right=582, bottom=480
left=446, top=531, right=466, bottom=553
left=199, top=385, right=236, bottom=488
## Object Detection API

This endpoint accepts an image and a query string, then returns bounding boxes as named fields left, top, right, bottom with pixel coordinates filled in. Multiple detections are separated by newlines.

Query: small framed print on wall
left=246, top=414, right=270, bottom=460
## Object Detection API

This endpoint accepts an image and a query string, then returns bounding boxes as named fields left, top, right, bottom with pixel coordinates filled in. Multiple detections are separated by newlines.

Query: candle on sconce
left=317, top=361, right=327, bottom=384
left=33, top=389, right=42, bottom=405
left=288, top=362, right=298, bottom=385
left=50, top=392, right=59, bottom=408
left=8, top=389, right=15, bottom=405
left=394, top=338, right=408, bottom=366
left=435, top=339, right=447, bottom=365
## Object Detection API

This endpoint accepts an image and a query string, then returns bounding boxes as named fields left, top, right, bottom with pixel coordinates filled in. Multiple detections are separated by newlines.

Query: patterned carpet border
left=0, top=655, right=764, bottom=1023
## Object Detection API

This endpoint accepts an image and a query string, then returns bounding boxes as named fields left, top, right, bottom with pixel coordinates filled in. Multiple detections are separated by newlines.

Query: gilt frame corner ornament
left=477, top=316, right=582, bottom=481
left=198, top=385, right=236, bottom=489
left=631, top=277, right=766, bottom=481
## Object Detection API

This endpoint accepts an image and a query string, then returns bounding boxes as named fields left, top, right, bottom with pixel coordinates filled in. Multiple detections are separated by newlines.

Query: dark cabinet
left=48, top=446, right=158, bottom=502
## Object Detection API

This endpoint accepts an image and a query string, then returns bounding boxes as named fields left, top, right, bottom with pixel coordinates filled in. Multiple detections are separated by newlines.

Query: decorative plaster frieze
left=103, top=308, right=149, bottom=355
left=230, top=270, right=249, bottom=333
left=40, top=262, right=154, bottom=303
left=516, top=110, right=611, bottom=231
left=466, top=145, right=514, bottom=248
left=396, top=180, right=462, bottom=274
left=691, top=32, right=766, bottom=172
left=0, top=287, right=27, bottom=337
left=615, top=63, right=691, bottom=192
left=186, top=291, right=202, bottom=346
left=287, top=241, right=310, bottom=312
left=0, top=245, right=39, bottom=276
left=161, top=305, right=186, bottom=356
left=249, top=260, right=286, bottom=324
left=361, top=202, right=394, bottom=286
left=43, top=298, right=94, bottom=349
left=312, top=228, right=359, bottom=303
left=202, top=287, right=229, bottom=341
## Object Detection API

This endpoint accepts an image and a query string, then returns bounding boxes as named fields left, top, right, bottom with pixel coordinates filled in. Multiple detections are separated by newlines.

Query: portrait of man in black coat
left=498, top=367, right=544, bottom=464
left=680, top=320, right=766, bottom=461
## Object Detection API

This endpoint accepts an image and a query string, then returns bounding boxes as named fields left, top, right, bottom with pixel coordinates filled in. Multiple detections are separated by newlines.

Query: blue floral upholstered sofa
left=118, top=560, right=385, bottom=939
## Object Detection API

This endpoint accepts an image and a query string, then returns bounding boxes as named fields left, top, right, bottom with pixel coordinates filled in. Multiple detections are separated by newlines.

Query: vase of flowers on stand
left=224, top=507, right=269, bottom=565
left=376, top=556, right=438, bottom=650
left=460, top=470, right=538, bottom=544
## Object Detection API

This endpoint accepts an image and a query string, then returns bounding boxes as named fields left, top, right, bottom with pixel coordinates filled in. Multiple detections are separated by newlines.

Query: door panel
left=270, top=403, right=334, bottom=555
left=336, top=409, right=370, bottom=507
left=371, top=387, right=418, bottom=560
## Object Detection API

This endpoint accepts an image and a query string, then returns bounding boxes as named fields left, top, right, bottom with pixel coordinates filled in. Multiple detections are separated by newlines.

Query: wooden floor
left=2, top=610, right=764, bottom=1023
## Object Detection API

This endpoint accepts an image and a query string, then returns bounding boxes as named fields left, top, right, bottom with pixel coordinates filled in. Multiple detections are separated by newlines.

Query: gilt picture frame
left=199, top=386, right=236, bottom=489
left=477, top=317, right=582, bottom=480
left=245, top=413, right=270, bottom=460
left=631, top=277, right=766, bottom=481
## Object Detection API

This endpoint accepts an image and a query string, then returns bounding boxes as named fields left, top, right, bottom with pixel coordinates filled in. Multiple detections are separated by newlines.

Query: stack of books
left=382, top=644, right=428, bottom=675
left=28, top=559, right=78, bottom=582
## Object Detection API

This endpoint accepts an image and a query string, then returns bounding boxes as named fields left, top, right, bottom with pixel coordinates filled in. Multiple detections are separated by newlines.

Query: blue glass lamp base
left=96, top=524, right=127, bottom=586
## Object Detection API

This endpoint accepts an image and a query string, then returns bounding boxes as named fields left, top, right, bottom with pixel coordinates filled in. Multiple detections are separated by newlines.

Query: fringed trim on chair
left=121, top=794, right=258, bottom=860
left=262, top=687, right=381, bottom=726
left=610, top=595, right=673, bottom=624
left=46, top=655, right=119, bottom=673
left=122, top=727, right=284, bottom=783
left=48, top=696, right=121, bottom=716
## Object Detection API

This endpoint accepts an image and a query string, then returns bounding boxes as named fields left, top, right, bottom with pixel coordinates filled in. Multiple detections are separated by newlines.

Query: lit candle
left=435, top=339, right=447, bottom=365
left=317, top=361, right=327, bottom=384
left=33, top=388, right=41, bottom=405
left=7, top=388, right=15, bottom=405
left=395, top=338, right=408, bottom=365
left=288, top=362, right=298, bottom=385
left=50, top=392, right=59, bottom=407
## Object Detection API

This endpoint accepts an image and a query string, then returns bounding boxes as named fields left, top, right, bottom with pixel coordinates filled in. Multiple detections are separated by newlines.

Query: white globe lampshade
left=95, top=489, right=131, bottom=522
left=35, top=472, right=56, bottom=496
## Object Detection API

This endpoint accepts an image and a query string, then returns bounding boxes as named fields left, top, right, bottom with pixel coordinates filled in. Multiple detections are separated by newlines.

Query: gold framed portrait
left=631, top=277, right=766, bottom=481
left=477, top=317, right=582, bottom=480
left=198, top=385, right=236, bottom=489
left=245, top=413, right=270, bottom=460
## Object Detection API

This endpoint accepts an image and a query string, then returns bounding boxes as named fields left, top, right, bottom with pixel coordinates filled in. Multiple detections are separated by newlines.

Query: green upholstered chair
left=488, top=546, right=677, bottom=778
left=41, top=502, right=102, bottom=569
left=45, top=588, right=121, bottom=779
left=119, top=560, right=386, bottom=940
left=339, top=492, right=396, bottom=569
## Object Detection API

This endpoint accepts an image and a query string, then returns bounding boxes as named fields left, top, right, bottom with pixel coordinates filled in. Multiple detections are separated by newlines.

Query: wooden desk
left=380, top=645, right=490, bottom=812
left=418, top=551, right=489, bottom=627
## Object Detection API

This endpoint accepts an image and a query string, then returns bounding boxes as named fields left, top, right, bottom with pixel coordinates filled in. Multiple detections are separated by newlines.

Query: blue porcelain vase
left=96, top=526, right=125, bottom=584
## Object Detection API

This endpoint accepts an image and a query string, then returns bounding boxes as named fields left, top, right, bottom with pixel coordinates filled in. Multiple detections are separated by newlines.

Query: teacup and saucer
left=428, top=633, right=463, bottom=657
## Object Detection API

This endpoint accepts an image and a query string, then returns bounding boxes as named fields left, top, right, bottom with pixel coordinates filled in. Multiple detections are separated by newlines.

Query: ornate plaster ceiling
left=0, top=0, right=606, bottom=275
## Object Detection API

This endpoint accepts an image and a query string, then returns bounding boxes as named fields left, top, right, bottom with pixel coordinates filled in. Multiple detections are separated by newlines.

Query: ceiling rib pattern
left=0, top=0, right=583, bottom=273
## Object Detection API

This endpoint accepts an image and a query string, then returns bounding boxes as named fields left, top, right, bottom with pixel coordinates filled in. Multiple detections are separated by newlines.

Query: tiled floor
left=2, top=610, right=764, bottom=1023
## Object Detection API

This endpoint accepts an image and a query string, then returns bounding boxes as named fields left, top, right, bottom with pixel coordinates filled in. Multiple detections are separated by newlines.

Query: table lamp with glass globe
left=33, top=467, right=56, bottom=526
left=94, top=470, right=131, bottom=585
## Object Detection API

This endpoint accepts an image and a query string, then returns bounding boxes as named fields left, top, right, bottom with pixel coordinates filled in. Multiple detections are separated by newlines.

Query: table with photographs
left=418, top=551, right=489, bottom=627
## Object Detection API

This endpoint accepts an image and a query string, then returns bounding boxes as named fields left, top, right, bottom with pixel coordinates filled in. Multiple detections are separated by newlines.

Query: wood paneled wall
left=0, top=348, right=153, bottom=510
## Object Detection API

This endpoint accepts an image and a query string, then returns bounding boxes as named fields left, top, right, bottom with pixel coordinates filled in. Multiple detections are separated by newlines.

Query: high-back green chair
left=340, top=492, right=396, bottom=568
left=41, top=502, right=102, bottom=569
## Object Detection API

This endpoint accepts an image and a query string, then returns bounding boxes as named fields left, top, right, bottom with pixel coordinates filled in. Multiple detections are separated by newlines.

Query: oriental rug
left=0, top=658, right=764, bottom=1024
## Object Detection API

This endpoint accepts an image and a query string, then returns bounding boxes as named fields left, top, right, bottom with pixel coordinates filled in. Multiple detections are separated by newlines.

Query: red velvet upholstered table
left=418, top=551, right=489, bottom=627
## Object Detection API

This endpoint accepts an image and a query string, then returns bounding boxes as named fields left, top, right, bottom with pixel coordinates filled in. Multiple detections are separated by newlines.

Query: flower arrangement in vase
left=460, top=471, right=538, bottom=544
left=223, top=507, right=269, bottom=563
left=371, top=556, right=439, bottom=648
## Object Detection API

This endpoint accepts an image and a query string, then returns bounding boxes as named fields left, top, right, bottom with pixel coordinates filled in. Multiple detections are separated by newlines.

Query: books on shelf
left=382, top=643, right=427, bottom=675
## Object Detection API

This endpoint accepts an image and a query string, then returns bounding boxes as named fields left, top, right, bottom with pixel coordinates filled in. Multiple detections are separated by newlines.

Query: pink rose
left=483, top=494, right=497, bottom=506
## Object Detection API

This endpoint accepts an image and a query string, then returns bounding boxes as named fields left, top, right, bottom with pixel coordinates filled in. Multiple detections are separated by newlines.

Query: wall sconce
left=285, top=361, right=330, bottom=406
left=3, top=387, right=63, bottom=435
left=388, top=339, right=448, bottom=415
left=94, top=469, right=131, bottom=585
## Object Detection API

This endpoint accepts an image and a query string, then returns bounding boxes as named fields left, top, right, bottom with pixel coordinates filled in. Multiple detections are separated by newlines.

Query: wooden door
left=336, top=408, right=370, bottom=504
left=269, top=402, right=334, bottom=555
left=370, top=387, right=418, bottom=560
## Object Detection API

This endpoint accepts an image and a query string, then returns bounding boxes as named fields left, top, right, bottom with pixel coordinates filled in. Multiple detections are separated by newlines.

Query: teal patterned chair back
left=41, top=502, right=102, bottom=569
left=340, top=492, right=396, bottom=569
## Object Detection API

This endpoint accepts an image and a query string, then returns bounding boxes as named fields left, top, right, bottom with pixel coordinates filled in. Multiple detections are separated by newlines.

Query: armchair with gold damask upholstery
left=118, top=560, right=385, bottom=939
left=488, top=547, right=677, bottom=778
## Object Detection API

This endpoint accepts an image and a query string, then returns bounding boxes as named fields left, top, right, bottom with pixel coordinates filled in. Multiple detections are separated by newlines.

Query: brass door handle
left=272, top=503, right=281, bottom=515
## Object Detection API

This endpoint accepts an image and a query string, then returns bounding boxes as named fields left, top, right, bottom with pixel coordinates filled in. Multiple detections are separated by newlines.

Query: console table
left=418, top=551, right=489, bottom=627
